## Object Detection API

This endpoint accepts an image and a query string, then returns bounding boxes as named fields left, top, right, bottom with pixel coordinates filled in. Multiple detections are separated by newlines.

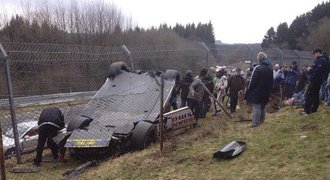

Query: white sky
left=1, top=0, right=328, bottom=44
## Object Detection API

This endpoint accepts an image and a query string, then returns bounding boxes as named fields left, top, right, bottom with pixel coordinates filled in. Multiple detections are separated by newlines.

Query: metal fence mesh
left=0, top=42, right=314, bottom=179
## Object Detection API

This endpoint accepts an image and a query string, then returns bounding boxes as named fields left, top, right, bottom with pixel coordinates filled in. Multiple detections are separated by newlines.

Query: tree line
left=262, top=1, right=330, bottom=51
left=0, top=0, right=215, bottom=46
left=0, top=0, right=216, bottom=97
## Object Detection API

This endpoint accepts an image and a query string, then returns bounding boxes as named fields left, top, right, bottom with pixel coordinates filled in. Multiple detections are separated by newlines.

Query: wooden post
left=201, top=82, right=232, bottom=119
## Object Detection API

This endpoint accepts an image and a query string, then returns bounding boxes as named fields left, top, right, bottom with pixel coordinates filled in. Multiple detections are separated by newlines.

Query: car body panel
left=65, top=71, right=175, bottom=148
left=2, top=121, right=38, bottom=157
left=2, top=121, right=66, bottom=158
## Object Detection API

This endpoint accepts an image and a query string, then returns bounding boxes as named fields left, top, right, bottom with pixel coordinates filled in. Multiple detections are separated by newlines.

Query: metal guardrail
left=0, top=91, right=96, bottom=108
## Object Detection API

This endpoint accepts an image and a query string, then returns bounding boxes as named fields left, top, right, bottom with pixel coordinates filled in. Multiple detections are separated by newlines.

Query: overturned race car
left=55, top=63, right=196, bottom=158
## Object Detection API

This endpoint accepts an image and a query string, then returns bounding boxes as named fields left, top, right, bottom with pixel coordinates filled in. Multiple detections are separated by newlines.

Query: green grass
left=4, top=105, right=330, bottom=179
left=78, top=106, right=330, bottom=180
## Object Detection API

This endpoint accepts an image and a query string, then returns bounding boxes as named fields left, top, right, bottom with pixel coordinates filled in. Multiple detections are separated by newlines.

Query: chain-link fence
left=0, top=42, right=314, bottom=179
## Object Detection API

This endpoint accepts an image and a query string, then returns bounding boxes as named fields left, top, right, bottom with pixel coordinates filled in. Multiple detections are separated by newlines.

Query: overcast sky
left=1, top=0, right=328, bottom=44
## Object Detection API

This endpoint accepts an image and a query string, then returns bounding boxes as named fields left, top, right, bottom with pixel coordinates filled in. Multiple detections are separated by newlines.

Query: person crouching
left=33, top=107, right=66, bottom=166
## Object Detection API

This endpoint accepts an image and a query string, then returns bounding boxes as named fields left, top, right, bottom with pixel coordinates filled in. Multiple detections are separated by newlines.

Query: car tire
left=131, top=121, right=157, bottom=150
left=164, top=70, right=180, bottom=82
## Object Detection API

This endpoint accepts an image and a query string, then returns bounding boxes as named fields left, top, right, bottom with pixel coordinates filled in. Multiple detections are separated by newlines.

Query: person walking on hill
left=245, top=52, right=273, bottom=127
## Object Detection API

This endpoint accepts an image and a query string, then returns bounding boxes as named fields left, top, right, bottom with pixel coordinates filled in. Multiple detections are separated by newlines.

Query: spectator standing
left=303, top=49, right=328, bottom=114
left=200, top=69, right=214, bottom=118
left=180, top=70, right=193, bottom=107
left=213, top=67, right=228, bottom=115
left=245, top=52, right=274, bottom=127
left=295, top=65, right=309, bottom=93
left=187, top=68, right=208, bottom=120
left=227, top=67, right=245, bottom=113
left=283, top=61, right=299, bottom=99
left=272, top=64, right=285, bottom=110
left=245, top=67, right=253, bottom=91
left=326, top=72, right=330, bottom=106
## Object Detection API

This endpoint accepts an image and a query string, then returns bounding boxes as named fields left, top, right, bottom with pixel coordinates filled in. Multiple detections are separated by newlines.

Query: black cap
left=312, top=48, right=322, bottom=54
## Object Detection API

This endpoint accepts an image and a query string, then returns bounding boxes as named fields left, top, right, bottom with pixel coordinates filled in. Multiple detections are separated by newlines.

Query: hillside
left=77, top=105, right=330, bottom=179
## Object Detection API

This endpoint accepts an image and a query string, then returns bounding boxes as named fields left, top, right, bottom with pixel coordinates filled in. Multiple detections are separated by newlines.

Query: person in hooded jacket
left=33, top=107, right=65, bottom=166
left=180, top=70, right=194, bottom=108
left=245, top=52, right=274, bottom=127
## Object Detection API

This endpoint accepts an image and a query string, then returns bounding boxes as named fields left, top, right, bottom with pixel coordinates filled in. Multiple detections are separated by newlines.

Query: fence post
left=246, top=44, right=254, bottom=67
left=294, top=50, right=301, bottom=69
left=0, top=124, right=7, bottom=180
left=159, top=74, right=164, bottom=151
left=0, top=43, right=22, bottom=164
left=275, top=48, right=284, bottom=65
left=121, top=45, right=134, bottom=72
left=199, top=42, right=210, bottom=68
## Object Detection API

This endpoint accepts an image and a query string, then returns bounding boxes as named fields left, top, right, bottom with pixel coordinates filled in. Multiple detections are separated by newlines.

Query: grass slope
left=78, top=106, right=330, bottom=180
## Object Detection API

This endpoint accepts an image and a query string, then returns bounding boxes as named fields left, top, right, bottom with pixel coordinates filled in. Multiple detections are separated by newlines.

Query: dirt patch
left=269, top=144, right=281, bottom=150
left=176, top=157, right=189, bottom=164
left=301, top=123, right=318, bottom=131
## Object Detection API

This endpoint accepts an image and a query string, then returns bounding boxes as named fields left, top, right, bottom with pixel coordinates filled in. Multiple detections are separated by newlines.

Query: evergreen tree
left=274, top=22, right=289, bottom=44
left=261, top=27, right=275, bottom=48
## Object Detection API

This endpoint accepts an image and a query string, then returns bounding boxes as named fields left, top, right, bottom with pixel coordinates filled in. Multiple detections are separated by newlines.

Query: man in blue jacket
left=283, top=61, right=299, bottom=99
left=303, top=49, right=328, bottom=115
left=246, top=52, right=274, bottom=127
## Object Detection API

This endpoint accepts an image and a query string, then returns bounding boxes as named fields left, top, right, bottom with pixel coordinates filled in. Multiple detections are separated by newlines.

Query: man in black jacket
left=303, top=48, right=328, bottom=115
left=33, top=107, right=65, bottom=166
left=228, top=67, right=245, bottom=113
left=246, top=52, right=273, bottom=127
left=180, top=70, right=194, bottom=108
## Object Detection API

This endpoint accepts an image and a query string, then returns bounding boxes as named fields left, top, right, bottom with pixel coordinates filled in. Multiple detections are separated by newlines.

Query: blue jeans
left=326, top=85, right=330, bottom=105
left=320, top=81, right=327, bottom=100
left=252, top=103, right=266, bottom=127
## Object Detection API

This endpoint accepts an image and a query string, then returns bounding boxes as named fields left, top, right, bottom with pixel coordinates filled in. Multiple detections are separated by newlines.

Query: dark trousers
left=181, top=97, right=188, bottom=108
left=188, top=99, right=200, bottom=120
left=171, top=103, right=178, bottom=110
left=200, top=96, right=210, bottom=118
left=34, top=125, right=65, bottom=163
left=304, top=82, right=322, bottom=114
left=283, top=84, right=295, bottom=99
left=230, top=97, right=238, bottom=113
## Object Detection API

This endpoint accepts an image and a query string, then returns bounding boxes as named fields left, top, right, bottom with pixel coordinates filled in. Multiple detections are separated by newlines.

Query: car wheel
left=131, top=121, right=157, bottom=150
